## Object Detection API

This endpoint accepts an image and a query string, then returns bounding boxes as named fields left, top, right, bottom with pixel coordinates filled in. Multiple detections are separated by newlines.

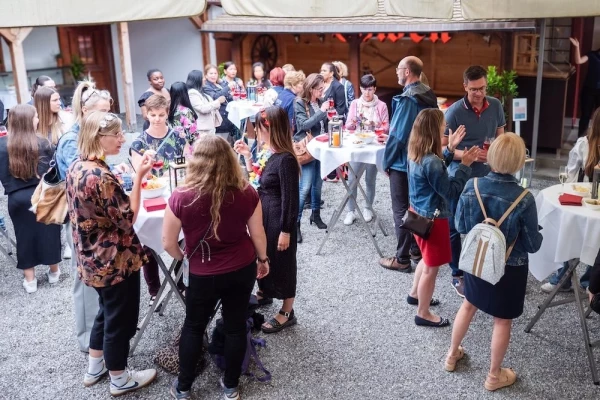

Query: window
left=77, top=35, right=94, bottom=64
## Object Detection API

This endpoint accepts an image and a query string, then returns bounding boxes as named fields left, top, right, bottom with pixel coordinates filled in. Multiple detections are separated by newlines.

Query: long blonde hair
left=72, top=80, right=113, bottom=125
left=34, top=86, right=62, bottom=145
left=183, top=135, right=247, bottom=241
left=585, top=108, right=600, bottom=179
left=408, top=108, right=445, bottom=164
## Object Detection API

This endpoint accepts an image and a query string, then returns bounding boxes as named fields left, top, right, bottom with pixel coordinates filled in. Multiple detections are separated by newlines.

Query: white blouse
left=566, top=137, right=589, bottom=182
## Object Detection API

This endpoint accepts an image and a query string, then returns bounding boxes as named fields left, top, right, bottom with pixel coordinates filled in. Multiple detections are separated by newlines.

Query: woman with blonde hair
left=0, top=104, right=61, bottom=293
left=446, top=133, right=542, bottom=391
left=234, top=106, right=300, bottom=333
left=332, top=60, right=355, bottom=111
left=406, top=108, right=478, bottom=327
left=276, top=70, right=305, bottom=130
left=67, top=111, right=157, bottom=396
left=56, top=79, right=113, bottom=352
left=163, top=134, right=269, bottom=399
left=34, top=86, right=64, bottom=144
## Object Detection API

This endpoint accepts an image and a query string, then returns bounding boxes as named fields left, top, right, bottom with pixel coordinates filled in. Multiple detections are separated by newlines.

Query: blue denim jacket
left=56, top=123, right=80, bottom=180
left=408, top=149, right=471, bottom=219
left=455, top=173, right=543, bottom=266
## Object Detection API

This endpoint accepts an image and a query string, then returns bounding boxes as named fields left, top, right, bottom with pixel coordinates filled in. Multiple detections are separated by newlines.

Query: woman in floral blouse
left=168, top=81, right=198, bottom=151
left=66, top=111, right=157, bottom=396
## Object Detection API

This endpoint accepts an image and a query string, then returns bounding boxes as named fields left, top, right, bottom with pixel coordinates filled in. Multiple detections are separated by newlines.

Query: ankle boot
left=297, top=222, right=303, bottom=243
left=309, top=210, right=327, bottom=229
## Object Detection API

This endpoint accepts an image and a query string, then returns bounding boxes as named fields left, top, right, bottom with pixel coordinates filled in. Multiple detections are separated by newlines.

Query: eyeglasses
left=467, top=86, right=487, bottom=94
left=99, top=130, right=125, bottom=139
left=396, top=67, right=408, bottom=73
left=82, top=88, right=114, bottom=107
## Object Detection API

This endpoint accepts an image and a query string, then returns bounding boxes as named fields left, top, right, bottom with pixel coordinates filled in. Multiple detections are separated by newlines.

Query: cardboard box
left=143, top=197, right=167, bottom=212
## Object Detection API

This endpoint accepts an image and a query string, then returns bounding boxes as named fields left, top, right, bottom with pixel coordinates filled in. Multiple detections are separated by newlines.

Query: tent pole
left=117, top=22, right=136, bottom=131
left=0, top=28, right=32, bottom=104
left=531, top=18, right=546, bottom=167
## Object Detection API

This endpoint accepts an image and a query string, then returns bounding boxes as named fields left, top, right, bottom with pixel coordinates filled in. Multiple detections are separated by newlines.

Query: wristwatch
left=257, top=256, right=270, bottom=263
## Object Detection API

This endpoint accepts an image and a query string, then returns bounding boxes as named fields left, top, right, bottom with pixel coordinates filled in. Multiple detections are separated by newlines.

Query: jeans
left=298, top=159, right=323, bottom=221
left=89, top=270, right=140, bottom=371
left=549, top=260, right=592, bottom=289
left=389, top=170, right=419, bottom=264
left=178, top=262, right=256, bottom=391
left=346, top=162, right=377, bottom=212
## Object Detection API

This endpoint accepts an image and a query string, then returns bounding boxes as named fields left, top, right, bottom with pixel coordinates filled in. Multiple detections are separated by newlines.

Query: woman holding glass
left=343, top=74, right=389, bottom=225
left=203, top=64, right=238, bottom=144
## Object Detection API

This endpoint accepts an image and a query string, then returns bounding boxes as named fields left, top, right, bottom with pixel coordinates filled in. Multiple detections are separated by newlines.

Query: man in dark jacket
left=380, top=56, right=438, bottom=272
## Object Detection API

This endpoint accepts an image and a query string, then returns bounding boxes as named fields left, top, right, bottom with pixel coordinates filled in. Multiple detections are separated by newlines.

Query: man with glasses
left=443, top=65, right=506, bottom=297
left=380, top=56, right=438, bottom=272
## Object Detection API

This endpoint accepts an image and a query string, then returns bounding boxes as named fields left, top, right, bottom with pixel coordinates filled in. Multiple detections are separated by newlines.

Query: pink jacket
left=346, top=97, right=389, bottom=133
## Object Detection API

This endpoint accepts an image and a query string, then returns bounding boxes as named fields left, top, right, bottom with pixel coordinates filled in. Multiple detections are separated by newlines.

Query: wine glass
left=0, top=126, right=7, bottom=137
left=558, top=166, right=568, bottom=194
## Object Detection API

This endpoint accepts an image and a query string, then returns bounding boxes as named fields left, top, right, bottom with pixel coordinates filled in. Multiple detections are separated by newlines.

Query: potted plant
left=70, top=54, right=86, bottom=83
left=218, top=62, right=226, bottom=79
left=55, top=53, right=64, bottom=67
left=486, top=66, right=518, bottom=131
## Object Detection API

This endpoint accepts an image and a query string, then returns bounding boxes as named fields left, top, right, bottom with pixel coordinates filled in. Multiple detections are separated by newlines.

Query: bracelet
left=257, top=256, right=270, bottom=264
left=447, top=145, right=455, bottom=153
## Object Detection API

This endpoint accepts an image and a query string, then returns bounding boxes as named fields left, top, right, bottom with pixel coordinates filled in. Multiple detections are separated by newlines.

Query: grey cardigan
left=293, top=98, right=328, bottom=142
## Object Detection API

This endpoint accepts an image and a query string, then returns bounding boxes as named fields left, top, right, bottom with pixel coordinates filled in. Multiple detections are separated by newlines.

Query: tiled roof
left=201, top=0, right=536, bottom=33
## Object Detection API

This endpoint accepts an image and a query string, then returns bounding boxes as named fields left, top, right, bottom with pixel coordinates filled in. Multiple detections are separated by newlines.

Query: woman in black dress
left=234, top=106, right=300, bottom=334
left=0, top=104, right=61, bottom=293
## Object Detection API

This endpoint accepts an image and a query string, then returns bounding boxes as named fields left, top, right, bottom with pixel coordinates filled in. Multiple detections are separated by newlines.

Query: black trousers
left=578, top=86, right=600, bottom=137
left=389, top=170, right=419, bottom=264
left=178, top=262, right=256, bottom=391
left=89, top=270, right=140, bottom=371
left=590, top=248, right=600, bottom=295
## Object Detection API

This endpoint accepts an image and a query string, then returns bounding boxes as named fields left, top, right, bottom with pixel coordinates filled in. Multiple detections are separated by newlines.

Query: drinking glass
left=328, top=97, right=334, bottom=109
left=0, top=126, right=7, bottom=137
left=558, top=166, right=568, bottom=194
left=327, top=109, right=336, bottom=119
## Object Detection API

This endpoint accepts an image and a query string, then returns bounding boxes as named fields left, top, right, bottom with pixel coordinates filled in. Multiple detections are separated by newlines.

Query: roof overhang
left=0, top=0, right=207, bottom=28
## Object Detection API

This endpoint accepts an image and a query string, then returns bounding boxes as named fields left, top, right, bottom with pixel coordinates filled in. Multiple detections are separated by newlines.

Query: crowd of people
left=1, top=54, right=600, bottom=400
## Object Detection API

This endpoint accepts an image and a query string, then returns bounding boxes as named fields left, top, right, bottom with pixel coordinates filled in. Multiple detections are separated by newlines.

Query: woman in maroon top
left=163, top=134, right=269, bottom=400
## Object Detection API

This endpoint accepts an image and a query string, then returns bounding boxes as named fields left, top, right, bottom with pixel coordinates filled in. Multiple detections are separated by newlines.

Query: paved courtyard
left=0, top=133, right=599, bottom=399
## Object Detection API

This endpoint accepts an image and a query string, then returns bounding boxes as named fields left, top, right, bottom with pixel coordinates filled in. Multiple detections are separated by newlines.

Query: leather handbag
left=293, top=101, right=315, bottom=165
left=400, top=209, right=439, bottom=239
left=30, top=138, right=68, bottom=225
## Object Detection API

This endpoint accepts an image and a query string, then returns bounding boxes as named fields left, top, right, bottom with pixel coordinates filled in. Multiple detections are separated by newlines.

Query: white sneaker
left=83, top=361, right=108, bottom=387
left=343, top=211, right=356, bottom=226
left=47, top=267, right=61, bottom=284
left=109, top=369, right=157, bottom=396
left=363, top=208, right=374, bottom=223
left=541, top=282, right=572, bottom=294
left=23, top=278, right=37, bottom=293
left=63, top=245, right=72, bottom=259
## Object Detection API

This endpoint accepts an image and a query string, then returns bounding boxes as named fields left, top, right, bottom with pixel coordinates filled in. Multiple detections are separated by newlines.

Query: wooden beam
left=232, top=34, right=245, bottom=71
left=116, top=22, right=136, bottom=131
left=0, top=28, right=32, bottom=104
left=348, top=35, right=361, bottom=93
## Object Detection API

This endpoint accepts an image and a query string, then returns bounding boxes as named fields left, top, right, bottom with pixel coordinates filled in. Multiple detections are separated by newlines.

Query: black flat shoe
left=407, top=295, right=440, bottom=306
left=414, top=315, right=450, bottom=327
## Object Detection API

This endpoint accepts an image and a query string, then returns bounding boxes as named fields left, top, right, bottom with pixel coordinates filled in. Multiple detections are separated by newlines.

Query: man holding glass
left=443, top=65, right=506, bottom=297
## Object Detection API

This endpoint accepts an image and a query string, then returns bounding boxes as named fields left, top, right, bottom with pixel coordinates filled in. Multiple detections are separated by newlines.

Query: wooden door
left=58, top=25, right=119, bottom=111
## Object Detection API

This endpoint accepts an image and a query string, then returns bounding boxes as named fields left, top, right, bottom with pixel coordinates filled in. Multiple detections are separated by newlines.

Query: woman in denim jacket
left=445, top=133, right=543, bottom=392
left=406, top=109, right=479, bottom=328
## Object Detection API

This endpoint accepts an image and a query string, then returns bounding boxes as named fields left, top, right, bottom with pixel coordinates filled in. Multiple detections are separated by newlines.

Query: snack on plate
left=572, top=184, right=590, bottom=193
left=586, top=199, right=600, bottom=205
left=357, top=133, right=375, bottom=139
left=142, top=175, right=165, bottom=190
left=352, top=140, right=364, bottom=145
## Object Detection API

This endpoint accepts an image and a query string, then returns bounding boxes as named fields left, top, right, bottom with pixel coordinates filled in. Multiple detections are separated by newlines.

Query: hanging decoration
left=335, top=32, right=451, bottom=44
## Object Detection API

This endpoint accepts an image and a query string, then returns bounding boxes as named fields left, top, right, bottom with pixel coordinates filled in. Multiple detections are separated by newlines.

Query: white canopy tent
left=0, top=0, right=207, bottom=128
left=461, top=0, right=600, bottom=19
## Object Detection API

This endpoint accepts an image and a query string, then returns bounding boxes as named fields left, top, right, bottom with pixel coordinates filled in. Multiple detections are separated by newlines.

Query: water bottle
left=122, top=173, right=133, bottom=192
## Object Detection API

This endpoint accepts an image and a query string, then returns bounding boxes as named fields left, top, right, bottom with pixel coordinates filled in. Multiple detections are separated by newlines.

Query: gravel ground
left=0, top=130, right=599, bottom=399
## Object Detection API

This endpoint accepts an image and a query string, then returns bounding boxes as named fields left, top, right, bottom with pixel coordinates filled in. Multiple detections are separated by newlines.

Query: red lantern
left=441, top=32, right=452, bottom=43
left=430, top=33, right=439, bottom=43
left=410, top=33, right=425, bottom=43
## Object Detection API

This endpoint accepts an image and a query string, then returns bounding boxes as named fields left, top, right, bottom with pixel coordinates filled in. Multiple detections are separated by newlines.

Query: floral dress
left=66, top=158, right=148, bottom=288
left=170, top=105, right=198, bottom=144
left=131, top=130, right=186, bottom=177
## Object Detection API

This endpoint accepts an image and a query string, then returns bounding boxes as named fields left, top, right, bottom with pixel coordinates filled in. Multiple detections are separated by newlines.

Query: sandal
left=407, top=295, right=440, bottom=306
left=414, top=315, right=450, bottom=327
left=444, top=346, right=465, bottom=372
left=484, top=367, right=517, bottom=391
left=256, top=290, right=273, bottom=307
left=261, top=309, right=297, bottom=334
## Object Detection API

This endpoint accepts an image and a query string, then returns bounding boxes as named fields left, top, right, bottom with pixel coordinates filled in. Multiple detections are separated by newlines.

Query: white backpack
left=458, top=178, right=528, bottom=285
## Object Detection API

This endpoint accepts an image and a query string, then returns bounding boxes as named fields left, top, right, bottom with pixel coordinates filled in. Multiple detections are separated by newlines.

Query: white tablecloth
left=225, top=100, right=263, bottom=129
left=307, top=135, right=386, bottom=179
left=133, top=193, right=183, bottom=254
left=529, top=183, right=600, bottom=281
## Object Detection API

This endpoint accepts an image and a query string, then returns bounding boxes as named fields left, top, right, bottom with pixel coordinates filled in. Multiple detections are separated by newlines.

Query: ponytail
left=72, top=80, right=96, bottom=124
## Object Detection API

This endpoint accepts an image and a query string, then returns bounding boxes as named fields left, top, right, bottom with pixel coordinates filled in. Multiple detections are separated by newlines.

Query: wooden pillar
left=190, top=12, right=212, bottom=67
left=116, top=22, right=136, bottom=131
left=348, top=35, right=361, bottom=92
left=231, top=34, right=244, bottom=72
left=0, top=28, right=33, bottom=104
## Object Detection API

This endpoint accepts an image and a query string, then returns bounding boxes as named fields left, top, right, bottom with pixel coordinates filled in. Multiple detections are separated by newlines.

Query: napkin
left=558, top=193, right=583, bottom=206
left=143, top=197, right=167, bottom=212
left=315, top=135, right=328, bottom=142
